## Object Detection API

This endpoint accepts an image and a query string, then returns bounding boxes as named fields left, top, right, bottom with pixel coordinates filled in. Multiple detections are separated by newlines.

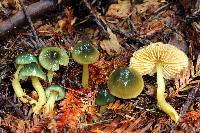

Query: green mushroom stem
left=12, top=65, right=36, bottom=104
left=156, top=64, right=179, bottom=123
left=45, top=91, right=58, bottom=115
left=82, top=64, right=89, bottom=88
left=31, top=76, right=47, bottom=114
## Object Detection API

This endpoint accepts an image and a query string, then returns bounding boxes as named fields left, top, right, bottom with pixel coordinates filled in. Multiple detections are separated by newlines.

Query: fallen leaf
left=100, top=28, right=122, bottom=55
left=106, top=0, right=131, bottom=19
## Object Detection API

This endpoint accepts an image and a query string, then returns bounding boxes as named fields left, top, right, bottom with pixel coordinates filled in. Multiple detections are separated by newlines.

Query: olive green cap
left=19, top=63, right=46, bottom=80
left=39, top=47, right=69, bottom=71
left=95, top=89, right=115, bottom=106
left=46, top=85, right=65, bottom=101
left=72, top=42, right=100, bottom=64
left=15, top=52, right=38, bottom=65
left=108, top=67, right=144, bottom=99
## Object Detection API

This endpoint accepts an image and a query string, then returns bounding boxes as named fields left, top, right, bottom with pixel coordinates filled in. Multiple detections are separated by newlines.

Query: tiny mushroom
left=19, top=63, right=47, bottom=114
left=12, top=52, right=38, bottom=104
left=129, top=42, right=188, bottom=123
left=108, top=67, right=144, bottom=99
left=72, top=42, right=100, bottom=88
left=95, top=89, right=115, bottom=106
left=45, top=85, right=65, bottom=115
left=39, top=47, right=69, bottom=83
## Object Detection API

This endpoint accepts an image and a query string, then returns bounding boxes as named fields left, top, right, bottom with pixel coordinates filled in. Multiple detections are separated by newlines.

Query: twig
left=82, top=0, right=109, bottom=38
left=18, top=0, right=42, bottom=49
left=0, top=0, right=56, bottom=39
left=111, top=27, right=150, bottom=46
left=179, top=83, right=199, bottom=116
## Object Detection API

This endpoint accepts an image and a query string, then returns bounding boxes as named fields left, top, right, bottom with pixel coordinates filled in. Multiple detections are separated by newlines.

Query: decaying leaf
left=106, top=0, right=131, bottom=19
left=135, top=0, right=165, bottom=14
left=55, top=7, right=75, bottom=34
left=100, top=28, right=122, bottom=55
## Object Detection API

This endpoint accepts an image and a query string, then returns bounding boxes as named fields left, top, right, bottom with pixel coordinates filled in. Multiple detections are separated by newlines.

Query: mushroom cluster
left=129, top=42, right=188, bottom=122
left=12, top=47, right=69, bottom=114
left=11, top=41, right=188, bottom=123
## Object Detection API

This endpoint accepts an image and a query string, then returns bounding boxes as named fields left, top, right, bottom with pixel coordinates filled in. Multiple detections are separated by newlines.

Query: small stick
left=82, top=0, right=109, bottom=38
left=18, top=0, right=42, bottom=49
left=0, top=0, right=56, bottom=39
left=179, top=84, right=199, bottom=116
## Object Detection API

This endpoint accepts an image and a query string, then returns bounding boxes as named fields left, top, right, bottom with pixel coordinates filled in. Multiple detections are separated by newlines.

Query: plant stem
left=31, top=76, right=47, bottom=114
left=82, top=64, right=89, bottom=88
left=12, top=65, right=36, bottom=104
left=45, top=91, right=58, bottom=116
left=156, top=63, right=179, bottom=123
left=47, top=70, right=54, bottom=83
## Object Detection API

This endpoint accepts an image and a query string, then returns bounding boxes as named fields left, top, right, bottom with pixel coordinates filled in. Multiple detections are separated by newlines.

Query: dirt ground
left=0, top=0, right=200, bottom=132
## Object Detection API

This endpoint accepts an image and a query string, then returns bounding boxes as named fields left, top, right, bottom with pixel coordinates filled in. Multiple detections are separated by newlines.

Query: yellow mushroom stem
left=45, top=91, right=58, bottom=116
left=47, top=70, right=55, bottom=83
left=31, top=76, right=47, bottom=114
left=12, top=65, right=36, bottom=104
left=82, top=64, right=89, bottom=88
left=156, top=63, right=179, bottom=123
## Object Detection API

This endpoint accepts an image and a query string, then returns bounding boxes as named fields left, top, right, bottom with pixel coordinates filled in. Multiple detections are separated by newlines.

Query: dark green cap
left=39, top=47, right=69, bottom=71
left=72, top=42, right=99, bottom=64
left=15, top=52, right=38, bottom=65
left=19, top=63, right=46, bottom=80
left=46, top=85, right=65, bottom=101
left=95, top=89, right=115, bottom=106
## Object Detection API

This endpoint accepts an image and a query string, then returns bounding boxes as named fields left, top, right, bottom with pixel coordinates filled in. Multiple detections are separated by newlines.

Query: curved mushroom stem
left=156, top=64, right=179, bottom=123
left=12, top=65, right=36, bottom=104
left=45, top=91, right=58, bottom=116
left=47, top=70, right=54, bottom=83
left=82, top=64, right=89, bottom=88
left=31, top=76, right=47, bottom=114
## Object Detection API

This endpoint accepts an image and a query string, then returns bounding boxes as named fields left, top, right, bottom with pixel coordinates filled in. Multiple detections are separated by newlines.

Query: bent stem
left=82, top=64, right=89, bottom=88
left=31, top=76, right=47, bottom=114
left=45, top=91, right=58, bottom=116
left=12, top=65, right=36, bottom=104
left=156, top=63, right=179, bottom=123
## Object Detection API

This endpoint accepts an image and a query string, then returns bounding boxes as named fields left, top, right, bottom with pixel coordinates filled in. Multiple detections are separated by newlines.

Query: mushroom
left=45, top=85, right=65, bottom=115
left=12, top=52, right=38, bottom=104
left=129, top=42, right=188, bottom=122
left=39, top=47, right=69, bottom=83
left=72, top=42, right=100, bottom=88
left=108, top=67, right=144, bottom=99
left=19, top=63, right=47, bottom=114
left=95, top=89, right=115, bottom=106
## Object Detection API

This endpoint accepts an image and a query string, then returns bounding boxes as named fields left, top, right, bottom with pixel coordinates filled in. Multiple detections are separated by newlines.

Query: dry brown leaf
left=100, top=28, right=122, bottom=55
left=106, top=0, right=131, bottom=19
left=135, top=0, right=164, bottom=14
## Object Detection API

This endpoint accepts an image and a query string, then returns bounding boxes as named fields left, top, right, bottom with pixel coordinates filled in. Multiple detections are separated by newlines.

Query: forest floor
left=0, top=0, right=200, bottom=132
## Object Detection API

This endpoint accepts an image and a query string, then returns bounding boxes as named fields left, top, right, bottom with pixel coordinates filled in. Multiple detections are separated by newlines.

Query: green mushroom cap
left=108, top=67, right=144, bottom=99
left=15, top=52, right=38, bottom=65
left=39, top=47, right=69, bottom=71
left=72, top=42, right=100, bottom=64
left=19, top=63, right=46, bottom=80
left=95, top=89, right=115, bottom=106
left=46, top=85, right=65, bottom=101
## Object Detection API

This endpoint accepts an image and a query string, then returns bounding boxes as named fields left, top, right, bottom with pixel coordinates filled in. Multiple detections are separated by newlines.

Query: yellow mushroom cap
left=129, top=42, right=189, bottom=79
